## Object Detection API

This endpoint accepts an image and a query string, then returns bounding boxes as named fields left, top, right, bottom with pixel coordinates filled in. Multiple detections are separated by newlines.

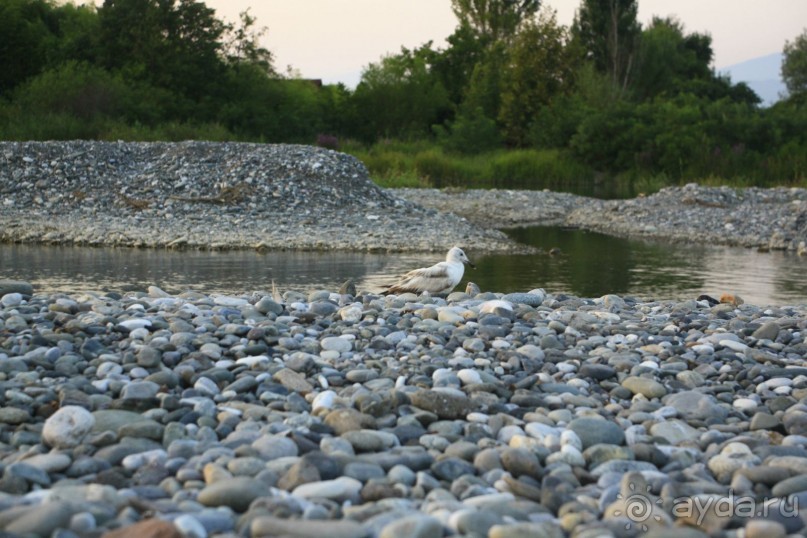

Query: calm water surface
left=2, top=227, right=806, bottom=306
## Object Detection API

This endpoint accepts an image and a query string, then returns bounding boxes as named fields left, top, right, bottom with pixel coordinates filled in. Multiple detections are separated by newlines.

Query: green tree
left=498, top=10, right=577, bottom=146
left=97, top=0, right=227, bottom=112
left=782, top=28, right=807, bottom=97
left=0, top=0, right=52, bottom=93
left=451, top=0, right=541, bottom=42
left=573, top=0, right=641, bottom=92
left=13, top=60, right=171, bottom=123
left=632, top=17, right=707, bottom=100
left=47, top=2, right=101, bottom=67
left=222, top=9, right=274, bottom=74
left=350, top=44, right=450, bottom=141
left=431, top=23, right=492, bottom=107
left=461, top=41, right=508, bottom=124
left=437, top=105, right=502, bottom=153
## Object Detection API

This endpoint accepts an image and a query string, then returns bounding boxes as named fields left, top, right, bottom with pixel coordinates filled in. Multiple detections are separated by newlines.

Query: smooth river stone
left=292, top=476, right=363, bottom=502
left=102, top=519, right=183, bottom=538
left=379, top=513, right=442, bottom=538
left=4, top=501, right=79, bottom=536
left=650, top=419, right=701, bottom=445
left=567, top=417, right=625, bottom=449
left=197, top=476, right=271, bottom=512
left=665, top=391, right=728, bottom=421
left=273, top=368, right=314, bottom=393
left=621, top=376, right=667, bottom=398
left=43, top=406, right=95, bottom=449
left=409, top=389, right=475, bottom=420
left=251, top=516, right=370, bottom=538
left=0, top=280, right=34, bottom=296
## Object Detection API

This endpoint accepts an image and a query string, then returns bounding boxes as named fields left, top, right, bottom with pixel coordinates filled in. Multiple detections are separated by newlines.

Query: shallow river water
left=2, top=227, right=807, bottom=306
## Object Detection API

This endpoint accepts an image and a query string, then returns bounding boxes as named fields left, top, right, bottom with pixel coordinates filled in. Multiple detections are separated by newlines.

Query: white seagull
left=383, top=246, right=475, bottom=296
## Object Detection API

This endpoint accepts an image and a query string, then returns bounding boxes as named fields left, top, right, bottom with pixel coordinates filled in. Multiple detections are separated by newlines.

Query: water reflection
left=2, top=228, right=806, bottom=306
left=481, top=227, right=807, bottom=306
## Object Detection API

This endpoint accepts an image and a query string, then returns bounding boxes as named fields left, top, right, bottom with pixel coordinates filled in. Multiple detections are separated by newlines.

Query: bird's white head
left=447, top=246, right=475, bottom=268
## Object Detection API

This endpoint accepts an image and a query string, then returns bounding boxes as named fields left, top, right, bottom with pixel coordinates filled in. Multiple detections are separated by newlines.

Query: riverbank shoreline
left=2, top=141, right=806, bottom=254
left=396, top=184, right=807, bottom=253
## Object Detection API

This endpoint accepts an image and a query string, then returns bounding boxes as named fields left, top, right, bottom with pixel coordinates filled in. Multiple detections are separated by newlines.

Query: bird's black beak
left=466, top=260, right=476, bottom=269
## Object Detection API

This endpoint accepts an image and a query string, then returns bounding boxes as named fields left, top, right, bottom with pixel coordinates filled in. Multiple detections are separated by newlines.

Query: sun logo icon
left=612, top=482, right=664, bottom=532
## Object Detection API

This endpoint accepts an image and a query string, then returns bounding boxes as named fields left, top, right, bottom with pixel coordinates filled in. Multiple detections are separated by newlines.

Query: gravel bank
left=396, top=184, right=807, bottom=252
left=1, top=285, right=807, bottom=537
left=3, top=141, right=806, bottom=254
left=0, top=141, right=517, bottom=253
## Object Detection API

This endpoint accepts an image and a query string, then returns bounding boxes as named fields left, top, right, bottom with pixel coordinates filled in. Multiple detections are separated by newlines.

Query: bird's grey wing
left=386, top=264, right=452, bottom=294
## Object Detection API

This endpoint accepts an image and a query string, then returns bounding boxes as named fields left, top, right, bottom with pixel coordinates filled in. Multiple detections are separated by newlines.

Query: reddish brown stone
left=102, top=519, right=182, bottom=538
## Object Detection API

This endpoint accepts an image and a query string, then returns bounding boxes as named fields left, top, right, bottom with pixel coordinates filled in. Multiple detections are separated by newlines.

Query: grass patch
left=343, top=142, right=608, bottom=194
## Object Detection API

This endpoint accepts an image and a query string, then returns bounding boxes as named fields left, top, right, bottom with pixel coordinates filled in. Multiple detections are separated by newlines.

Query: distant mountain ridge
left=718, top=52, right=786, bottom=106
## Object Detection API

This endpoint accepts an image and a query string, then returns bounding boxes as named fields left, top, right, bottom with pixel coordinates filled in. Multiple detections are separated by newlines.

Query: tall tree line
left=1, top=0, right=806, bottom=184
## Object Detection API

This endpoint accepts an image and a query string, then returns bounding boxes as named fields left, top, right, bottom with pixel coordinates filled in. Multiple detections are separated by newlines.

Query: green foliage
left=1, top=0, right=805, bottom=192
left=0, top=0, right=52, bottom=92
left=97, top=0, right=227, bottom=111
left=431, top=23, right=491, bottom=107
left=222, top=9, right=274, bottom=73
left=633, top=17, right=710, bottom=100
left=450, top=0, right=540, bottom=42
left=498, top=11, right=577, bottom=146
left=488, top=149, right=593, bottom=189
left=569, top=92, right=807, bottom=185
left=12, top=61, right=171, bottom=123
left=461, top=42, right=508, bottom=122
left=340, top=141, right=596, bottom=192
left=782, top=28, right=807, bottom=97
left=436, top=106, right=502, bottom=154
left=414, top=149, right=478, bottom=187
left=573, top=0, right=641, bottom=91
left=350, top=44, right=451, bottom=141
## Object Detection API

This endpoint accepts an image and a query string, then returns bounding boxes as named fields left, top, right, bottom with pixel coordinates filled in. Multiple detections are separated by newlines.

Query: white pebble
left=457, top=369, right=483, bottom=385
left=720, top=339, right=749, bottom=352
left=213, top=295, right=248, bottom=307
left=119, top=318, right=152, bottom=330
left=339, top=304, right=363, bottom=322
left=43, top=406, right=96, bottom=449
left=312, top=390, right=337, bottom=412
left=173, top=514, right=207, bottom=538
left=1, top=293, right=23, bottom=307
left=194, top=377, right=220, bottom=397
left=497, top=425, right=525, bottom=443
left=128, top=328, right=150, bottom=340
left=560, top=430, right=583, bottom=450
left=321, top=336, right=352, bottom=353
left=122, top=449, right=167, bottom=470
left=236, top=355, right=269, bottom=368
left=733, top=398, right=758, bottom=412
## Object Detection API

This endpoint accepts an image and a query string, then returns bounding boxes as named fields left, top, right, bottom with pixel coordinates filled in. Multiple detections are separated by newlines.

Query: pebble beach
left=1, top=284, right=807, bottom=538
left=2, top=141, right=807, bottom=538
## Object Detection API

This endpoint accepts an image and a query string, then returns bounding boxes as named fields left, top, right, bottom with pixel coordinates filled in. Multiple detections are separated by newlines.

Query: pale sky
left=203, top=0, right=807, bottom=87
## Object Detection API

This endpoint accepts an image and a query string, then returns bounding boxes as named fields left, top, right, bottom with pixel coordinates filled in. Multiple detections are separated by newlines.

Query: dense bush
left=0, top=0, right=805, bottom=192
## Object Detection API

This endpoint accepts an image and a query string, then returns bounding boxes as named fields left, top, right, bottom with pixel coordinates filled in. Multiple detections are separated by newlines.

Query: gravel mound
left=0, top=141, right=516, bottom=252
